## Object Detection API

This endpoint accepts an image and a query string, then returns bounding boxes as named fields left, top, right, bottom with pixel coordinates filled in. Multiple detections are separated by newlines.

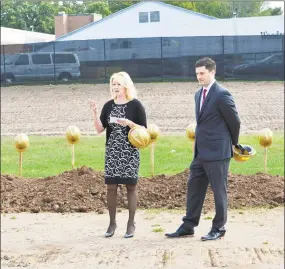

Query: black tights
left=106, top=184, right=137, bottom=234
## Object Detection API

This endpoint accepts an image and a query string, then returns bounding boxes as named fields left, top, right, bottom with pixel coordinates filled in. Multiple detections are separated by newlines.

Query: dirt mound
left=1, top=166, right=284, bottom=213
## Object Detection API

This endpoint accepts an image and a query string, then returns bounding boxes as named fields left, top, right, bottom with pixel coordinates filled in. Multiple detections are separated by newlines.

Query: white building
left=1, top=27, right=55, bottom=45
left=36, top=1, right=283, bottom=63
left=56, top=1, right=284, bottom=41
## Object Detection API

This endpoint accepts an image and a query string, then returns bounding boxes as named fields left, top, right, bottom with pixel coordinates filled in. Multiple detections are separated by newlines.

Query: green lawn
left=1, top=133, right=284, bottom=178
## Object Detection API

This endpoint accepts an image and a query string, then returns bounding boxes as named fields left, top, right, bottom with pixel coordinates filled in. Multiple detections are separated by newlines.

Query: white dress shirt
left=200, top=79, right=216, bottom=111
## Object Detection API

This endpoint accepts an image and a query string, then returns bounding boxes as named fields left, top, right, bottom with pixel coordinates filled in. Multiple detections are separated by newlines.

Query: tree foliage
left=0, top=0, right=282, bottom=34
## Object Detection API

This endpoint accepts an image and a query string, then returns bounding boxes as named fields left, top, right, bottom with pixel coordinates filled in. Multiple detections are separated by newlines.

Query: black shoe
left=165, top=224, right=194, bottom=238
left=201, top=230, right=225, bottom=241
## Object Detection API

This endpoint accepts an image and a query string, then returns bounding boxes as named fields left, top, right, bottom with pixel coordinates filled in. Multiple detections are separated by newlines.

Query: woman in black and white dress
left=89, top=72, right=147, bottom=238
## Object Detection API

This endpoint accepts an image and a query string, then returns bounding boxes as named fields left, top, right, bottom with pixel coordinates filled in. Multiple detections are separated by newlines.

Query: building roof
left=218, top=15, right=284, bottom=36
left=56, top=1, right=216, bottom=41
left=1, top=27, right=55, bottom=45
left=54, top=1, right=284, bottom=41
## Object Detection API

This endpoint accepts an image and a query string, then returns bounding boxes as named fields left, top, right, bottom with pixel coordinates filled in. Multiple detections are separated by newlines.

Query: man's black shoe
left=201, top=230, right=225, bottom=241
left=165, top=224, right=194, bottom=238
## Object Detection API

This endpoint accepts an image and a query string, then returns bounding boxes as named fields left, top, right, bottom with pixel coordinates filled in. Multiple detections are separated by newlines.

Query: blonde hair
left=110, top=71, right=137, bottom=100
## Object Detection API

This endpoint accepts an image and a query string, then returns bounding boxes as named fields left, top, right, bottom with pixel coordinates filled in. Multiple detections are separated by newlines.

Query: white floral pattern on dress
left=105, top=104, right=139, bottom=181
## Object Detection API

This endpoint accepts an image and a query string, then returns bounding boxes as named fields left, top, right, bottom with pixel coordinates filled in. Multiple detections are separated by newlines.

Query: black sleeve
left=135, top=100, right=147, bottom=128
left=218, top=90, right=241, bottom=145
left=100, top=102, right=109, bottom=129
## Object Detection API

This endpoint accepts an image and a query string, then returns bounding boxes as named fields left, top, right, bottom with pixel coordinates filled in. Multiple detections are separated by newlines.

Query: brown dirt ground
left=1, top=207, right=283, bottom=269
left=1, top=166, right=284, bottom=214
left=1, top=81, right=284, bottom=269
left=0, top=81, right=284, bottom=135
left=1, top=81, right=284, bottom=214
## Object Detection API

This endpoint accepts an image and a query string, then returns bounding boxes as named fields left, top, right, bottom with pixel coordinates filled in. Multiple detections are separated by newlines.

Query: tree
left=230, top=0, right=264, bottom=17
left=108, top=0, right=134, bottom=13
left=0, top=0, right=113, bottom=34
left=86, top=2, right=112, bottom=17
left=194, top=1, right=232, bottom=18
left=1, top=0, right=23, bottom=29
left=258, top=7, right=282, bottom=16
left=163, top=1, right=196, bottom=11
left=223, top=0, right=281, bottom=18
left=0, top=0, right=282, bottom=34
left=1, top=0, right=58, bottom=34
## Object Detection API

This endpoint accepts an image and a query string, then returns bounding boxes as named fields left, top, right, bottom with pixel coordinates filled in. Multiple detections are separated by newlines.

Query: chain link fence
left=1, top=35, right=284, bottom=86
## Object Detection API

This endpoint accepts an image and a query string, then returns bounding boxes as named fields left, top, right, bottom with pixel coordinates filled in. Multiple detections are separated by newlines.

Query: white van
left=1, top=52, right=80, bottom=84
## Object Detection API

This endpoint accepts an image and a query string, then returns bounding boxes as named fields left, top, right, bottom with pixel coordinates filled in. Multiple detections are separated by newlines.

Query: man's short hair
left=195, top=57, right=216, bottom=71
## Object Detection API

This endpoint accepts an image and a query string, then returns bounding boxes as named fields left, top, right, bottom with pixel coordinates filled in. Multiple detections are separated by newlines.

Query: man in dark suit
left=165, top=57, right=241, bottom=241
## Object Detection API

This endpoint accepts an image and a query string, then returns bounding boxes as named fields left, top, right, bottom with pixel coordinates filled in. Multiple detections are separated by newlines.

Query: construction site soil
left=1, top=166, right=284, bottom=214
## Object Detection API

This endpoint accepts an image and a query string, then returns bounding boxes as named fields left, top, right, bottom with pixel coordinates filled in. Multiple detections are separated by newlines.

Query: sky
left=264, top=1, right=284, bottom=12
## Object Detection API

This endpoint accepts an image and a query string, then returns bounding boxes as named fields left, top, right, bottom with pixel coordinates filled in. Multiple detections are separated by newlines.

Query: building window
left=110, top=40, right=132, bottom=50
left=150, top=11, right=160, bottom=22
left=121, top=40, right=131, bottom=49
left=162, top=39, right=181, bottom=47
left=139, top=12, right=149, bottom=23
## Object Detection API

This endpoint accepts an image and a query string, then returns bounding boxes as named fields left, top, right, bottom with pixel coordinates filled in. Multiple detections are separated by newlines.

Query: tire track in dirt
left=208, top=248, right=220, bottom=267
left=2, top=245, right=284, bottom=269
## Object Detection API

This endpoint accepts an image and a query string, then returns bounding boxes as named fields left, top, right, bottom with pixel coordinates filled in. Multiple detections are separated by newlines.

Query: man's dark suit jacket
left=194, top=81, right=241, bottom=161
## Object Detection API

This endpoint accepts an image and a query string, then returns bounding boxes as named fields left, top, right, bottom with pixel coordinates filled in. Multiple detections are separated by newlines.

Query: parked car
left=1, top=52, right=81, bottom=84
left=232, top=53, right=284, bottom=79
